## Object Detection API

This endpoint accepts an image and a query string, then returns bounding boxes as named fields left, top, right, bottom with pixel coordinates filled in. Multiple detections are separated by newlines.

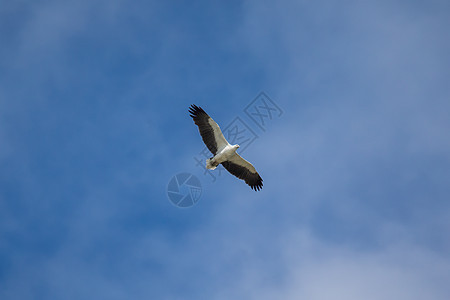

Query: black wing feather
left=221, top=161, right=263, bottom=191
left=189, top=104, right=218, bottom=155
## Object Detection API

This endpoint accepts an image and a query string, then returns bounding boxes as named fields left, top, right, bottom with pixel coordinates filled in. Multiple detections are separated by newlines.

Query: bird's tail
left=206, top=158, right=218, bottom=170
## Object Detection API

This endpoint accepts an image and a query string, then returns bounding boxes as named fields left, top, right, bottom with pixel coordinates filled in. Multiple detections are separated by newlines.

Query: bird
left=189, top=104, right=263, bottom=191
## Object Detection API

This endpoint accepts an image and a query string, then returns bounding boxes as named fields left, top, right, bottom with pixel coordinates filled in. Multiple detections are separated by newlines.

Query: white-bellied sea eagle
left=189, top=104, right=263, bottom=191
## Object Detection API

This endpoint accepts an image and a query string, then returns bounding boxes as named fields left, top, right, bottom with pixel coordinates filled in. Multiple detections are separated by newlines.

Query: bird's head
left=234, top=144, right=240, bottom=149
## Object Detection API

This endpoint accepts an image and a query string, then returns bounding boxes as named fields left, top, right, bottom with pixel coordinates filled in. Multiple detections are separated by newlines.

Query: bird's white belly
left=206, top=145, right=237, bottom=170
left=213, top=145, right=235, bottom=163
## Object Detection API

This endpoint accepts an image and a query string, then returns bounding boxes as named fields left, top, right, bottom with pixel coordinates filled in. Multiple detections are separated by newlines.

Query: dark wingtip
left=251, top=182, right=263, bottom=191
left=189, top=104, right=197, bottom=119
left=254, top=175, right=263, bottom=191
left=188, top=104, right=206, bottom=119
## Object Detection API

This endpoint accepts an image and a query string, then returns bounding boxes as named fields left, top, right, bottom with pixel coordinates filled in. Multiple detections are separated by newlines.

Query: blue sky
left=1, top=0, right=450, bottom=299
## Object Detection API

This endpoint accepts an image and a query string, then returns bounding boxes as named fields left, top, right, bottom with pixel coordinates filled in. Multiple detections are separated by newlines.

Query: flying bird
left=189, top=104, right=263, bottom=191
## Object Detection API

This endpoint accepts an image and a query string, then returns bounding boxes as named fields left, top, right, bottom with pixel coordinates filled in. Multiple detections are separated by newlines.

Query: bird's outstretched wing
left=189, top=105, right=229, bottom=155
left=222, top=153, right=263, bottom=191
